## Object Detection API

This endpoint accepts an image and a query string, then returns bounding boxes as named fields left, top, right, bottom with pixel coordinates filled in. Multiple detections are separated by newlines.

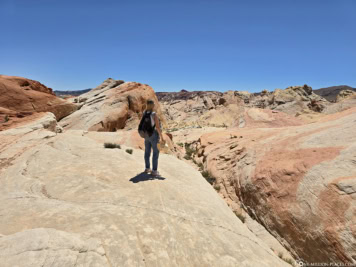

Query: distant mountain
left=313, top=85, right=356, bottom=102
left=54, top=89, right=91, bottom=97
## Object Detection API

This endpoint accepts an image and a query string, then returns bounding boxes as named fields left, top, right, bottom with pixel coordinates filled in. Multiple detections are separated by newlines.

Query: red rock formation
left=0, top=75, right=77, bottom=130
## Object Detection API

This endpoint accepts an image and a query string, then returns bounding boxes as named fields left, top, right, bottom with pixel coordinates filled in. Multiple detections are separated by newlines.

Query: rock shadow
left=129, top=172, right=166, bottom=183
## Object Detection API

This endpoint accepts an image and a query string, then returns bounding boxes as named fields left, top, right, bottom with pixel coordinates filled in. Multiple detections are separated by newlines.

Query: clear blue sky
left=0, top=0, right=355, bottom=92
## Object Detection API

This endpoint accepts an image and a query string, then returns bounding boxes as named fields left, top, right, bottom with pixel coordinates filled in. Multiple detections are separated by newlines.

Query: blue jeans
left=144, top=130, right=160, bottom=171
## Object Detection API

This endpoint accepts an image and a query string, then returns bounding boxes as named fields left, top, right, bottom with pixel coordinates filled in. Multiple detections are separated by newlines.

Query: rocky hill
left=0, top=113, right=290, bottom=267
left=314, top=85, right=356, bottom=102
left=60, top=78, right=166, bottom=132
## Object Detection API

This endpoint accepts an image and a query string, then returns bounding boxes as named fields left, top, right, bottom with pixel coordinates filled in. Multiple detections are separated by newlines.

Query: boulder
left=60, top=79, right=165, bottom=132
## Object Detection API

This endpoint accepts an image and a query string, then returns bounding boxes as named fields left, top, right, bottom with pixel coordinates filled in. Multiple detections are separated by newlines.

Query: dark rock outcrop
left=314, top=85, right=356, bottom=102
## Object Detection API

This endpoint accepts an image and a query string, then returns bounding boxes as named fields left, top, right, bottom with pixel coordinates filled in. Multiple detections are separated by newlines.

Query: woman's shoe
left=151, top=170, right=160, bottom=177
left=144, top=168, right=151, bottom=173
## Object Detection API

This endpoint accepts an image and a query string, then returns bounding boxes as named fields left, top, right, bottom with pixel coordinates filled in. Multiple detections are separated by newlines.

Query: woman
left=140, top=99, right=164, bottom=177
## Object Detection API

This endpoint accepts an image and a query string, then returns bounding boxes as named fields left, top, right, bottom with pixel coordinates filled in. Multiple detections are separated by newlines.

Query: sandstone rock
left=157, top=90, right=244, bottom=129
left=242, top=108, right=303, bottom=128
left=0, top=116, right=290, bottom=267
left=0, top=107, right=45, bottom=131
left=235, top=91, right=252, bottom=103
left=78, top=96, right=88, bottom=103
left=0, top=75, right=77, bottom=126
left=0, top=228, right=107, bottom=267
left=261, top=89, right=269, bottom=95
left=236, top=85, right=330, bottom=115
left=55, top=125, right=64, bottom=133
left=83, top=129, right=180, bottom=156
left=263, top=85, right=327, bottom=115
left=323, top=92, right=356, bottom=115
left=195, top=107, right=356, bottom=264
left=0, top=113, right=58, bottom=174
left=60, top=79, right=166, bottom=132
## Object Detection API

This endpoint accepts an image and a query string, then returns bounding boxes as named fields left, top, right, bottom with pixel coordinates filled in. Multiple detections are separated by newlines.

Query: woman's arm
left=154, top=114, right=164, bottom=141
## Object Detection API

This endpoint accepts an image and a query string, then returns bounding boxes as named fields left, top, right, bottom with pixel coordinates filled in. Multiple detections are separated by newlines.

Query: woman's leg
left=151, top=132, right=160, bottom=171
left=144, top=138, right=151, bottom=169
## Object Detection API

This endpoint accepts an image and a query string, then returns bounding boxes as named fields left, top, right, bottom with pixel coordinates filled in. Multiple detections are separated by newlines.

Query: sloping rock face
left=195, top=107, right=356, bottom=264
left=60, top=78, right=166, bottom=132
left=0, top=75, right=77, bottom=129
left=0, top=114, right=290, bottom=267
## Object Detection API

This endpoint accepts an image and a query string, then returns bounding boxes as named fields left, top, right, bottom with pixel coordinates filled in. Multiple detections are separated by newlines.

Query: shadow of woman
left=129, top=172, right=166, bottom=183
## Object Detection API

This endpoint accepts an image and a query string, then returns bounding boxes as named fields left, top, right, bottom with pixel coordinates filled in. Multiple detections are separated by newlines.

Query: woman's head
left=146, top=99, right=155, bottom=111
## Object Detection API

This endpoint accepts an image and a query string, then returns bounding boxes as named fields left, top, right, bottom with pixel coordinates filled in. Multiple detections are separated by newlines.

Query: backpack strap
left=151, top=112, right=156, bottom=127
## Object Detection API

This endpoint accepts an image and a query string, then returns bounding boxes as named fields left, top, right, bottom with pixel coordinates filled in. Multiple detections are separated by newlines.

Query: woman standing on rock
left=138, top=99, right=165, bottom=177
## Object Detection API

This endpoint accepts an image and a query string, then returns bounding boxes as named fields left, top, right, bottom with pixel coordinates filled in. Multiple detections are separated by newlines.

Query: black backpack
left=138, top=111, right=155, bottom=138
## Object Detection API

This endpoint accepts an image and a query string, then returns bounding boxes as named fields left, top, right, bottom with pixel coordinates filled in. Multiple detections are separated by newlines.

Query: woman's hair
left=146, top=99, right=155, bottom=111
left=147, top=99, right=155, bottom=105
